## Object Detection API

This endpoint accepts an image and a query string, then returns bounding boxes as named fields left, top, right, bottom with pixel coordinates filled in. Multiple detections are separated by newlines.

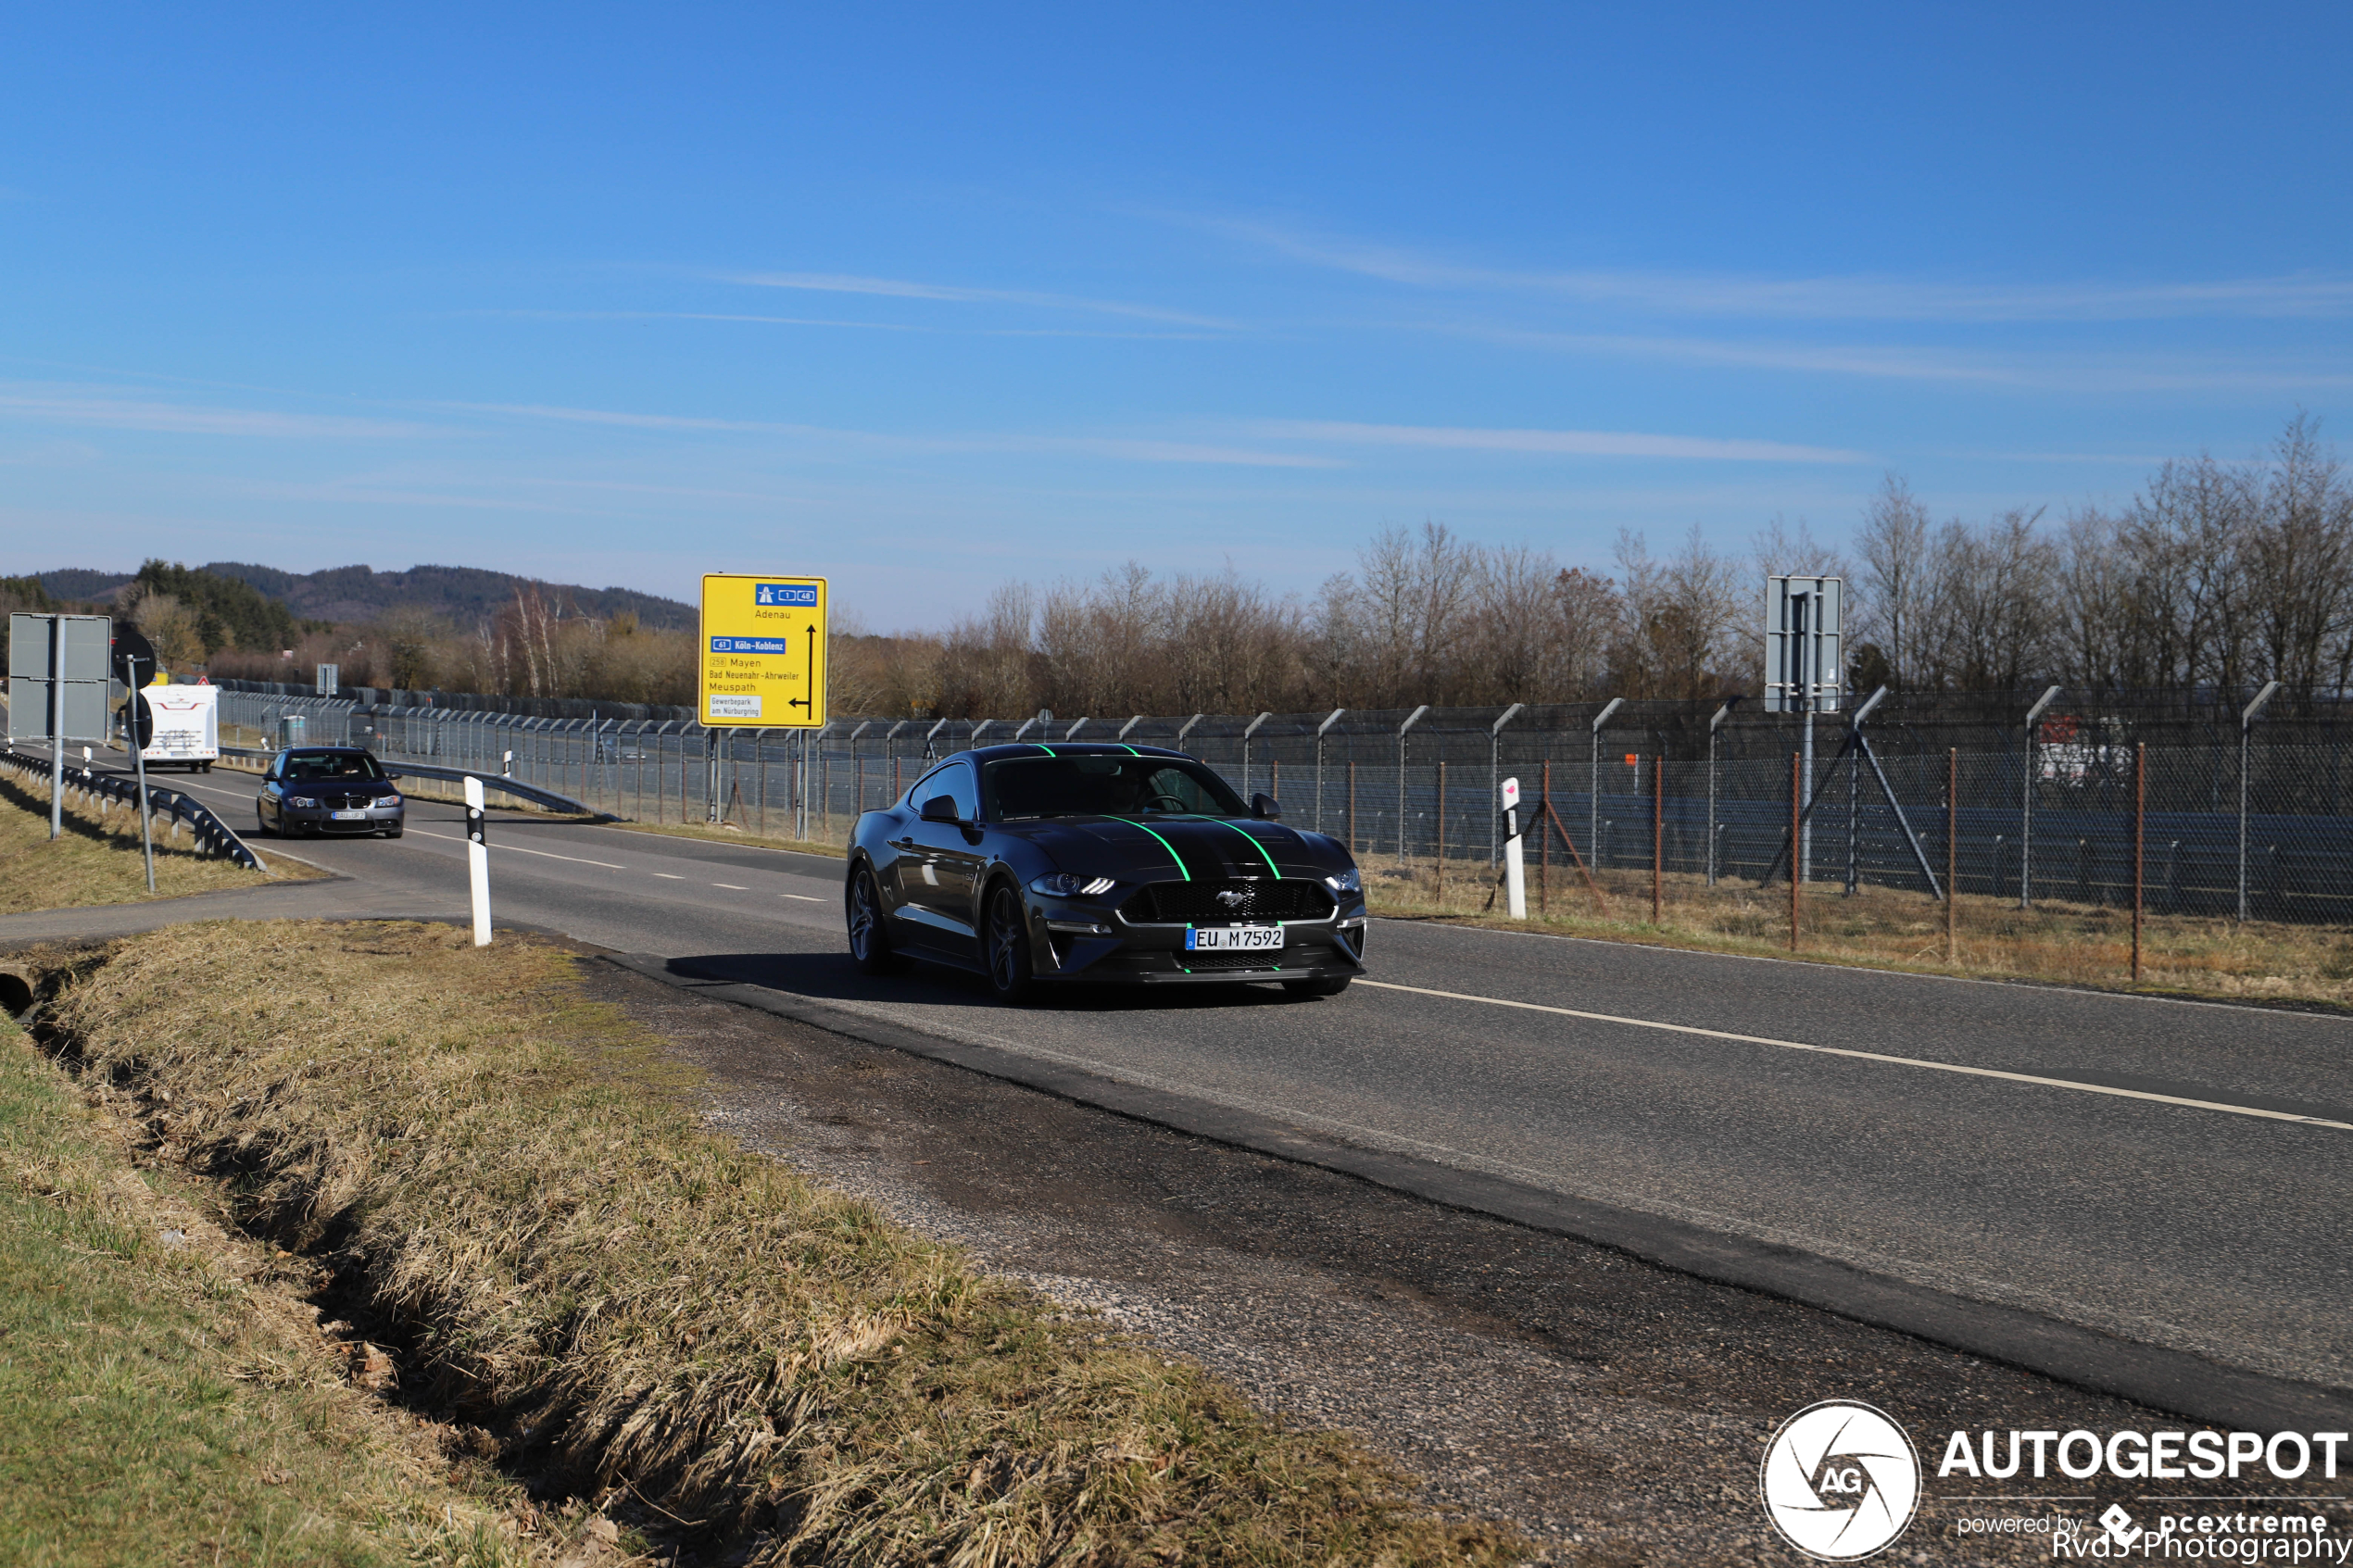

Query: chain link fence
left=213, top=680, right=2353, bottom=928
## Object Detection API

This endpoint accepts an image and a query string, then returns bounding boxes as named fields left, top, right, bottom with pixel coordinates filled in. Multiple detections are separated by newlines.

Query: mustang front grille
left=1120, top=878, right=1336, bottom=923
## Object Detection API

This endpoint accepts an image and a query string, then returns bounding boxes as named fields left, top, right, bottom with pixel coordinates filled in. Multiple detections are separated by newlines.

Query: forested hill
left=31, top=562, right=696, bottom=631
left=201, top=562, right=698, bottom=630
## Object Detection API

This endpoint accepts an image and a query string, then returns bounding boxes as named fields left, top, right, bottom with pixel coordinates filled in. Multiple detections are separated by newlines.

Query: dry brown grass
left=0, top=755, right=313, bottom=913
left=31, top=920, right=1526, bottom=1567
left=1358, top=849, right=2353, bottom=1009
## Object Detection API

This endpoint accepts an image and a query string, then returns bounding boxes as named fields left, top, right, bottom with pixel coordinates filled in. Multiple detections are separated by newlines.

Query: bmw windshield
left=981, top=754, right=1250, bottom=822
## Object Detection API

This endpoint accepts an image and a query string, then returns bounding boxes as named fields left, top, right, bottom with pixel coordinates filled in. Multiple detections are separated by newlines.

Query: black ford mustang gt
left=844, top=743, right=1366, bottom=1002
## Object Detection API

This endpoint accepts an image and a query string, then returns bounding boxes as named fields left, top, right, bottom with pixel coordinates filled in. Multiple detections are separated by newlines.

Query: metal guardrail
left=219, top=746, right=603, bottom=818
left=1, top=748, right=270, bottom=872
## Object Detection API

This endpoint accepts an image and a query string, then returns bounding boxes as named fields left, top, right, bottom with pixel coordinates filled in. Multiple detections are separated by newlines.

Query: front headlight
left=1029, top=872, right=1115, bottom=897
left=288, top=796, right=318, bottom=808
left=377, top=794, right=402, bottom=809
left=1325, top=867, right=1363, bottom=895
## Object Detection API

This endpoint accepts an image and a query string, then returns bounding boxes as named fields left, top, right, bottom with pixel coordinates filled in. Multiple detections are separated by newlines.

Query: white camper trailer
left=139, top=684, right=220, bottom=771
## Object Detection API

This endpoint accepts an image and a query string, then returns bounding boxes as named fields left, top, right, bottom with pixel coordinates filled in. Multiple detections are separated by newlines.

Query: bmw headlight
left=1029, top=872, right=1115, bottom=897
left=288, top=796, right=318, bottom=808
left=1325, top=867, right=1363, bottom=895
left=377, top=794, right=402, bottom=809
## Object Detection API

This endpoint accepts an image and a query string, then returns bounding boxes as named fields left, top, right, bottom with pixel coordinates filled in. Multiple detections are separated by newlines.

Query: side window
left=937, top=762, right=979, bottom=822
left=909, top=762, right=977, bottom=820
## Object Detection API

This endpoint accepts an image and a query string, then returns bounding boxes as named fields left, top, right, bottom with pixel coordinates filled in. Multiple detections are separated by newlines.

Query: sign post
left=464, top=775, right=491, bottom=947
left=1500, top=776, right=1526, bottom=919
left=1765, top=576, right=1843, bottom=884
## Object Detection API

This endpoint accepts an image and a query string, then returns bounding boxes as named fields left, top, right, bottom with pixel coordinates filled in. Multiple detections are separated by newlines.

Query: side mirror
left=1250, top=793, right=1281, bottom=820
left=920, top=795, right=963, bottom=824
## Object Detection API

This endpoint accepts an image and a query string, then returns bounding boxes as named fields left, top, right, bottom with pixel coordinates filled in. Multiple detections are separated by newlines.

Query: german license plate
left=330, top=809, right=368, bottom=821
left=1186, top=925, right=1281, bottom=951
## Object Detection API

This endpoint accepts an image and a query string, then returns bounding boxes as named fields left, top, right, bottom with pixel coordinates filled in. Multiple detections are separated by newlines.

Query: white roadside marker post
left=464, top=774, right=492, bottom=947
left=1501, top=775, right=1527, bottom=920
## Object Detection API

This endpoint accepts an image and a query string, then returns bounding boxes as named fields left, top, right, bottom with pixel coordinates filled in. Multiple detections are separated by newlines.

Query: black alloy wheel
left=1282, top=976, right=1352, bottom=997
left=983, top=882, right=1035, bottom=1004
left=846, top=867, right=898, bottom=974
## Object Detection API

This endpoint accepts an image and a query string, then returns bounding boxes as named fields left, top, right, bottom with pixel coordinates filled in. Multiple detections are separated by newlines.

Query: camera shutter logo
left=1758, top=1400, right=1920, bottom=1561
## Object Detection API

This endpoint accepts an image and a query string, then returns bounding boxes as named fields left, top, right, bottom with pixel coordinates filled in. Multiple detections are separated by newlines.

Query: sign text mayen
left=698, top=573, right=828, bottom=728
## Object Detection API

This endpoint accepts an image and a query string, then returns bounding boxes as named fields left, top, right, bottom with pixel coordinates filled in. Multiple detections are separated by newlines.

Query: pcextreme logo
left=1761, top=1400, right=1924, bottom=1561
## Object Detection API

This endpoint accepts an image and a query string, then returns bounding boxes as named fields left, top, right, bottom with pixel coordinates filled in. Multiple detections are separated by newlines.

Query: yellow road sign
left=698, top=573, right=828, bottom=727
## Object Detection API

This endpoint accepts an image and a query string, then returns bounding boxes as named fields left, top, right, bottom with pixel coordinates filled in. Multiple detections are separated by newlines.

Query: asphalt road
left=32, top=748, right=2353, bottom=1396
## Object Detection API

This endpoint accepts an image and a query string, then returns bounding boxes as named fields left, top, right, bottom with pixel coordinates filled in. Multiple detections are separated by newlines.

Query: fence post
left=2020, top=685, right=2061, bottom=909
left=1241, top=712, right=1271, bottom=798
left=1946, top=748, right=1957, bottom=964
left=2239, top=681, right=2280, bottom=922
left=1652, top=753, right=1663, bottom=924
left=1490, top=703, right=1524, bottom=866
left=1540, top=759, right=1551, bottom=915
left=1347, top=761, right=1356, bottom=856
left=1590, top=698, right=1624, bottom=872
left=1397, top=706, right=1428, bottom=862
left=1315, top=709, right=1345, bottom=834
left=2133, top=741, right=2145, bottom=981
left=1789, top=751, right=1802, bottom=951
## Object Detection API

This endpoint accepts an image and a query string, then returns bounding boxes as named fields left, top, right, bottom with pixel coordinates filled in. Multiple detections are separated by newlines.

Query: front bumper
left=283, top=803, right=405, bottom=834
left=1027, top=896, right=1368, bottom=985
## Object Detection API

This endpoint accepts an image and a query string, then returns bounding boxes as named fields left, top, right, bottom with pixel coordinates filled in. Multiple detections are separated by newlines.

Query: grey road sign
left=1764, top=576, right=1843, bottom=715
left=8, top=613, right=115, bottom=743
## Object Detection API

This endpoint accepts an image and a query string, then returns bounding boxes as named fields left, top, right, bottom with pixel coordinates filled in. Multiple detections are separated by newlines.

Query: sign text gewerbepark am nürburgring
left=698, top=573, right=828, bottom=728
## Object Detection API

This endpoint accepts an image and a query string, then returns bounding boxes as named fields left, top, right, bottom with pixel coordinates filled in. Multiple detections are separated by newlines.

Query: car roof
left=950, top=742, right=1192, bottom=764
left=282, top=746, right=371, bottom=757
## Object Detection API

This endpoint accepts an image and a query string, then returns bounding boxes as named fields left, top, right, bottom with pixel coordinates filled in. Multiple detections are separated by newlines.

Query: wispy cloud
left=0, top=386, right=441, bottom=438
left=1257, top=420, right=1866, bottom=464
left=1175, top=213, right=2353, bottom=323
left=1444, top=328, right=2353, bottom=394
left=724, top=270, right=1237, bottom=329
left=455, top=402, right=1337, bottom=468
left=452, top=308, right=1216, bottom=341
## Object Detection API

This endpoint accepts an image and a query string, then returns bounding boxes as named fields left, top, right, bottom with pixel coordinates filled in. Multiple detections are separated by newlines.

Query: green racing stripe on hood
left=1119, top=819, right=1191, bottom=879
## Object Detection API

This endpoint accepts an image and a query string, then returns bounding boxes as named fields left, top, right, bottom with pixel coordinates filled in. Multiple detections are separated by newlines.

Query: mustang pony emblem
left=1216, top=888, right=1249, bottom=909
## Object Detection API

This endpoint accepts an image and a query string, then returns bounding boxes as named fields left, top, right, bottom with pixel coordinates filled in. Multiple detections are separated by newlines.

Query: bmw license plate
left=1186, top=925, right=1281, bottom=951
left=330, top=809, right=368, bottom=821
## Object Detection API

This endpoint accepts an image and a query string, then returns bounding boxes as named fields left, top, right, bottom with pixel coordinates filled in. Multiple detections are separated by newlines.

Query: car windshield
left=982, top=754, right=1249, bottom=821
left=281, top=751, right=385, bottom=782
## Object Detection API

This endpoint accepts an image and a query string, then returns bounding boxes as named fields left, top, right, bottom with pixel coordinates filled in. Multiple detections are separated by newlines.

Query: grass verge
left=1358, top=853, right=2353, bottom=1009
left=0, top=759, right=313, bottom=915
left=0, top=1006, right=532, bottom=1566
left=28, top=920, right=1523, bottom=1566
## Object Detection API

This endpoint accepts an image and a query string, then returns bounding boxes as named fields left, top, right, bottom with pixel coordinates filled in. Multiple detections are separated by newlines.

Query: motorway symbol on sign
left=698, top=573, right=827, bottom=729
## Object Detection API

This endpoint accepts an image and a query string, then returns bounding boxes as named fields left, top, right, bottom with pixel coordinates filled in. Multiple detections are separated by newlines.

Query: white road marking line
left=781, top=893, right=822, bottom=902
left=654, top=872, right=686, bottom=880
left=712, top=883, right=749, bottom=890
left=409, top=828, right=624, bottom=870
left=1354, top=979, right=2353, bottom=1132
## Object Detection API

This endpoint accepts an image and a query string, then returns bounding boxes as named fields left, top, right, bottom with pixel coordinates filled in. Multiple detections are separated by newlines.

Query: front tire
left=255, top=808, right=277, bottom=839
left=846, top=867, right=899, bottom=974
left=1283, top=976, right=1352, bottom=997
left=982, top=882, right=1036, bottom=1004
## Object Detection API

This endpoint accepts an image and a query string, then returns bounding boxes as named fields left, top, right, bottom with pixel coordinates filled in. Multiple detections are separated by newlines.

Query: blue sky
left=4, top=4, right=2348, bottom=629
